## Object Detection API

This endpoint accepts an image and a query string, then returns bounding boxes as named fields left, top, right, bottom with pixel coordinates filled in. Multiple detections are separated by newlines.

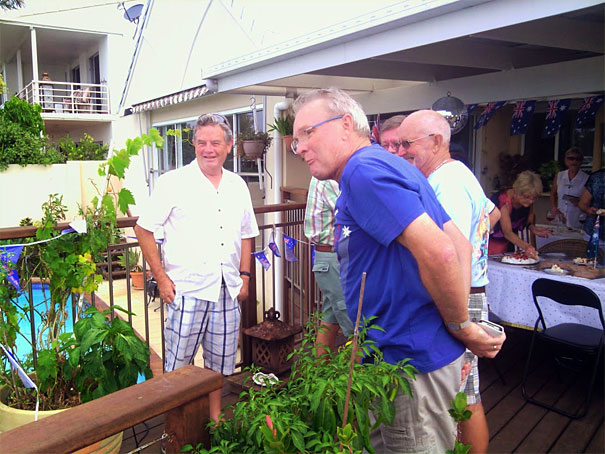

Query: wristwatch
left=446, top=318, right=471, bottom=331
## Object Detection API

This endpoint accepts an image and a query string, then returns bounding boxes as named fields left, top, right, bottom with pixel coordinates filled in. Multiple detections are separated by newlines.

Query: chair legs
left=522, top=329, right=603, bottom=419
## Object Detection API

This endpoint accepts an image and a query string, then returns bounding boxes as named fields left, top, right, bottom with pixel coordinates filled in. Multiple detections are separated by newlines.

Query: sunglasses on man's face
left=566, top=156, right=582, bottom=162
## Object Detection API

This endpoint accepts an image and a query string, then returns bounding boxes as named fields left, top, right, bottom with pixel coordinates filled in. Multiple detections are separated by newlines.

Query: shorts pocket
left=312, top=262, right=330, bottom=273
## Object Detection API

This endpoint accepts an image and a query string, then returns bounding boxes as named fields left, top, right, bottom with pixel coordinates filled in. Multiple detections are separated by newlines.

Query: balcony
left=17, top=80, right=111, bottom=118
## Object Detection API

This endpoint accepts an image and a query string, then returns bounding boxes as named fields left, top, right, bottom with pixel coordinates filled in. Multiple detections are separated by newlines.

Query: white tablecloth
left=486, top=259, right=604, bottom=330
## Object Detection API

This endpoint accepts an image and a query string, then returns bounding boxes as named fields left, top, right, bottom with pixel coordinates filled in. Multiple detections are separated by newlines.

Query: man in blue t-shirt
left=291, top=88, right=505, bottom=453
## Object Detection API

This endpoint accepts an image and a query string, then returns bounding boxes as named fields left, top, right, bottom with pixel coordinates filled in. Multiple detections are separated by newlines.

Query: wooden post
left=165, top=394, right=210, bottom=452
left=241, top=237, right=257, bottom=366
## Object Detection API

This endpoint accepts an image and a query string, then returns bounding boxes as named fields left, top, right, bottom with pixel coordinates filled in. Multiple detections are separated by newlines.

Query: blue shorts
left=164, top=283, right=240, bottom=375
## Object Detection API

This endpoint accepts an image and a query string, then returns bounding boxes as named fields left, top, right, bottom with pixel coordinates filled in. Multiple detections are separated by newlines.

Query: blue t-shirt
left=335, top=145, right=464, bottom=373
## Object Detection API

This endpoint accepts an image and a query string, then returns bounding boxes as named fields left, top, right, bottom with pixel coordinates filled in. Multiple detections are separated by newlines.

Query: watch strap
left=446, top=318, right=471, bottom=331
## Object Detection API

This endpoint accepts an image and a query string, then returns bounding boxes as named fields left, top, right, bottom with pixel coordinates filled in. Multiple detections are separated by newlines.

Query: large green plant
left=51, top=133, right=109, bottom=161
left=0, top=128, right=163, bottom=411
left=184, top=318, right=417, bottom=454
left=267, top=114, right=294, bottom=136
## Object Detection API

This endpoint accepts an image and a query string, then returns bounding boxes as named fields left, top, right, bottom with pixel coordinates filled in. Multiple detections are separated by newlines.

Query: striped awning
left=131, top=85, right=209, bottom=113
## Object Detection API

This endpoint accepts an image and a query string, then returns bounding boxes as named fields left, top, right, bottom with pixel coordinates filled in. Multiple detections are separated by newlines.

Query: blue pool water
left=12, top=283, right=145, bottom=383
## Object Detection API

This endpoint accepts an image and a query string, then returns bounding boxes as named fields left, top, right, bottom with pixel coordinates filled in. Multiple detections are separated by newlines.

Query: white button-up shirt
left=137, top=161, right=259, bottom=302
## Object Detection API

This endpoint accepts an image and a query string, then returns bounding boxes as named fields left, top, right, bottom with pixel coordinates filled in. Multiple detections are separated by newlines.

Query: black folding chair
left=521, top=278, right=604, bottom=418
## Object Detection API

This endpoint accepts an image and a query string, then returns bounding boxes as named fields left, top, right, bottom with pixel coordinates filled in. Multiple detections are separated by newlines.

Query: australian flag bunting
left=253, top=249, right=271, bottom=271
left=575, top=96, right=604, bottom=128
left=283, top=234, right=298, bottom=262
left=466, top=104, right=478, bottom=115
left=510, top=100, right=536, bottom=136
left=267, top=231, right=280, bottom=257
left=311, top=244, right=315, bottom=266
left=474, top=101, right=506, bottom=130
left=0, top=245, right=24, bottom=291
left=543, top=99, right=571, bottom=137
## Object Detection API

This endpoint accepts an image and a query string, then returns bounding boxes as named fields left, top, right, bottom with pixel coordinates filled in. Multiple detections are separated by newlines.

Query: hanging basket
left=283, top=135, right=294, bottom=153
left=242, top=140, right=265, bottom=159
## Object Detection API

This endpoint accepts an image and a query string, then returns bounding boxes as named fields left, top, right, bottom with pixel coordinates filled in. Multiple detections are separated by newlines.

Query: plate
left=543, top=268, right=570, bottom=276
left=499, top=256, right=539, bottom=265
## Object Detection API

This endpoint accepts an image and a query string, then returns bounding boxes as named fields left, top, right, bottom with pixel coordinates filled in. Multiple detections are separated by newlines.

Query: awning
left=131, top=85, right=209, bottom=113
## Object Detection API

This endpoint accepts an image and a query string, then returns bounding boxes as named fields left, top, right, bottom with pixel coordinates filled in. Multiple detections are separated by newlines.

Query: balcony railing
left=17, top=80, right=110, bottom=115
left=0, top=203, right=320, bottom=375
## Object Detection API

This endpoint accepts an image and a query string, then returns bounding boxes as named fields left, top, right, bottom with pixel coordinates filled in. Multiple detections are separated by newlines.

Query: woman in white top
left=549, top=147, right=589, bottom=229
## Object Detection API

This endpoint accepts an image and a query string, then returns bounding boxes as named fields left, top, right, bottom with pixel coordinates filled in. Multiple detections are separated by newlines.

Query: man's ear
left=432, top=134, right=443, bottom=151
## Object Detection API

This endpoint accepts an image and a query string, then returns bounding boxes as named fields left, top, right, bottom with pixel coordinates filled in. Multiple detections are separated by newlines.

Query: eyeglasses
left=399, top=134, right=435, bottom=150
left=381, top=141, right=401, bottom=151
left=291, top=115, right=343, bottom=154
left=565, top=156, right=582, bottom=162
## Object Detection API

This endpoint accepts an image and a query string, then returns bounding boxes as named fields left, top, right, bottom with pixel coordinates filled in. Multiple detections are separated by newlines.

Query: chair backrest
left=538, top=239, right=603, bottom=261
left=531, top=278, right=605, bottom=330
left=516, top=227, right=535, bottom=249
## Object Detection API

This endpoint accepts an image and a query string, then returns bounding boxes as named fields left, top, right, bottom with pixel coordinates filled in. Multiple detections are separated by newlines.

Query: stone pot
left=242, top=140, right=265, bottom=159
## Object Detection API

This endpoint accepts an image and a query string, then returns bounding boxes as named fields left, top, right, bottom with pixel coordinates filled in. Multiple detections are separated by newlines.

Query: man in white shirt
left=135, top=114, right=259, bottom=422
left=399, top=110, right=502, bottom=454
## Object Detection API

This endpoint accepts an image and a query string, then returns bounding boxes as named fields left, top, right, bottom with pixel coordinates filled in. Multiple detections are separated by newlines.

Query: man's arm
left=237, top=238, right=253, bottom=302
left=398, top=214, right=504, bottom=357
left=134, top=224, right=175, bottom=303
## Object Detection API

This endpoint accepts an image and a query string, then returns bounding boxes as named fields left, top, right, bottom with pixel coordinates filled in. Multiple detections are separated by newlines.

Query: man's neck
left=334, top=136, right=372, bottom=182
left=424, top=150, right=452, bottom=177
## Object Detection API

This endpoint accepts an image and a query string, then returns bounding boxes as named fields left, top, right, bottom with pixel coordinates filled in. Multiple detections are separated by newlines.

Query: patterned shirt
left=304, top=177, right=340, bottom=245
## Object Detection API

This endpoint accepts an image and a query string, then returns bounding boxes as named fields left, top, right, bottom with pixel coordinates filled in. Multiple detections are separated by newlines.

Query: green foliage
left=538, top=159, right=561, bottom=192
left=0, top=97, right=64, bottom=171
left=236, top=130, right=273, bottom=158
left=0, top=129, right=163, bottom=411
left=48, top=134, right=109, bottom=161
left=187, top=318, right=417, bottom=454
left=446, top=392, right=473, bottom=454
left=118, top=248, right=142, bottom=272
left=267, top=114, right=294, bottom=136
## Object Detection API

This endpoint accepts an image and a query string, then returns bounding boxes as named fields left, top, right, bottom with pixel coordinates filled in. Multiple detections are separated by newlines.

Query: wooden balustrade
left=0, top=365, right=222, bottom=454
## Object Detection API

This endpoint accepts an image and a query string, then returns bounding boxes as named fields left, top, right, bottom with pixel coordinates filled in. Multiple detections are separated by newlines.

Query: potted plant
left=118, top=248, right=148, bottom=289
left=236, top=130, right=273, bottom=160
left=0, top=129, right=163, bottom=450
left=268, top=114, right=294, bottom=151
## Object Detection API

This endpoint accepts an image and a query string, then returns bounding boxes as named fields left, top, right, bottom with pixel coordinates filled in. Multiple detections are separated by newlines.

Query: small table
left=486, top=258, right=604, bottom=330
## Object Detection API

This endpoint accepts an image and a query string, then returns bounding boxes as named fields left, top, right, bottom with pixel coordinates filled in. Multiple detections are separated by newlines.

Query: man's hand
left=449, top=322, right=506, bottom=359
left=237, top=276, right=250, bottom=302
left=157, top=274, right=176, bottom=304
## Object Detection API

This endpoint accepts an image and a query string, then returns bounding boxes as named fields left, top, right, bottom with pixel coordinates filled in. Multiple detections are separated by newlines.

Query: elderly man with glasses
left=399, top=110, right=503, bottom=454
left=291, top=88, right=504, bottom=453
left=135, top=114, right=259, bottom=422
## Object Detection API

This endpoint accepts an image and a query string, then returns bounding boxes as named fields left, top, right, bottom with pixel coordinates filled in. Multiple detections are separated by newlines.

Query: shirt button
left=218, top=209, right=221, bottom=212
left=221, top=243, right=224, bottom=246
left=220, top=226, right=223, bottom=229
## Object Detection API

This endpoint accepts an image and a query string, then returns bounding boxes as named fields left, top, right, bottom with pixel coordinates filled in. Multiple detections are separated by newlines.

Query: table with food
left=486, top=251, right=604, bottom=330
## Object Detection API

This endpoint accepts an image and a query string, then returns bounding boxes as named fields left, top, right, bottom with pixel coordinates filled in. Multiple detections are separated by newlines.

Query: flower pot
left=242, top=140, right=265, bottom=159
left=283, top=135, right=294, bottom=153
left=0, top=384, right=123, bottom=453
left=130, top=270, right=150, bottom=289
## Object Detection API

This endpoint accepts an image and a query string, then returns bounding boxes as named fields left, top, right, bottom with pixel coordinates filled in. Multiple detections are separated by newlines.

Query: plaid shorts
left=164, top=283, right=240, bottom=375
left=461, top=292, right=489, bottom=405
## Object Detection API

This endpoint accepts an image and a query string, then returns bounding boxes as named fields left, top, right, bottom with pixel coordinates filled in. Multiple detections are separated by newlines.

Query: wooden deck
left=119, top=325, right=604, bottom=453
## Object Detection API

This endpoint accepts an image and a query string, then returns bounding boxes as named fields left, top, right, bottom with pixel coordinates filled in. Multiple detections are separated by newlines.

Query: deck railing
left=17, top=80, right=110, bottom=115
left=0, top=203, right=319, bottom=374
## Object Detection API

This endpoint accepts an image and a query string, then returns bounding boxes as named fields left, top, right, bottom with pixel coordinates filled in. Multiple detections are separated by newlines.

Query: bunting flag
left=311, top=244, right=315, bottom=266
left=370, top=114, right=381, bottom=145
left=510, top=100, right=536, bottom=136
left=0, top=245, right=24, bottom=291
left=267, top=231, right=281, bottom=257
left=253, top=249, right=271, bottom=270
left=466, top=104, right=478, bottom=115
left=543, top=99, right=571, bottom=137
left=473, top=101, right=506, bottom=129
left=575, top=96, right=604, bottom=128
left=283, top=234, right=298, bottom=262
left=0, top=344, right=39, bottom=420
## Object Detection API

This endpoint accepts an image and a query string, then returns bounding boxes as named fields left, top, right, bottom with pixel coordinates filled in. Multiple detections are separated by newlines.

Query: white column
left=16, top=49, right=23, bottom=92
left=30, top=27, right=39, bottom=105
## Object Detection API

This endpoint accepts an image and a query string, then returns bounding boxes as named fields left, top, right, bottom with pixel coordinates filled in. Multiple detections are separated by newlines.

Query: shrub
left=0, top=121, right=62, bottom=171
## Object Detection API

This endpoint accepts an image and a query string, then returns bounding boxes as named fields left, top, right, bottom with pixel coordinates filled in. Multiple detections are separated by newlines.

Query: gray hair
left=380, top=115, right=406, bottom=134
left=292, top=88, right=370, bottom=137
left=565, top=147, right=583, bottom=159
left=194, top=114, right=233, bottom=143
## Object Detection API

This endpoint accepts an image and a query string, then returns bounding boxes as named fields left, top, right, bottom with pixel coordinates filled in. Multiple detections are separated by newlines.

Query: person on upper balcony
left=549, top=147, right=589, bottom=229
left=488, top=170, right=551, bottom=258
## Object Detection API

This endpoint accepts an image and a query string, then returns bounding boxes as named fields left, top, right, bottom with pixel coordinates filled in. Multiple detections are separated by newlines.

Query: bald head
left=398, top=110, right=452, bottom=177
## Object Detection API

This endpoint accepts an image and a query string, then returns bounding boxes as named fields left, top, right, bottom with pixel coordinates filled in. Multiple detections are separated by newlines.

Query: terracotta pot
left=0, top=385, right=123, bottom=453
left=242, top=140, right=265, bottom=159
left=130, top=270, right=150, bottom=289
left=283, top=135, right=294, bottom=152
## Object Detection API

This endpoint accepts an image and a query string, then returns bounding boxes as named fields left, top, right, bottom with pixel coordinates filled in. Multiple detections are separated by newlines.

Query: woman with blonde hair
left=489, top=170, right=551, bottom=258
